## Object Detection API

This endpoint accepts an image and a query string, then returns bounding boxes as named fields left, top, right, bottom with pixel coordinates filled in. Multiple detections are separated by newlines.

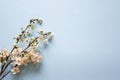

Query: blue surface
left=0, top=0, right=120, bottom=80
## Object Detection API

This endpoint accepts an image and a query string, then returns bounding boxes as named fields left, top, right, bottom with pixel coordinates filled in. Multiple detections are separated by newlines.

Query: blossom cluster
left=0, top=19, right=53, bottom=80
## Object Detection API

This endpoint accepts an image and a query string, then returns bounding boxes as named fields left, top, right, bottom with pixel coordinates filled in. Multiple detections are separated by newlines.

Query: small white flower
left=48, top=34, right=53, bottom=40
left=31, top=54, right=43, bottom=64
left=14, top=57, right=22, bottom=66
left=13, top=43, right=18, bottom=47
left=39, top=29, right=44, bottom=34
left=21, top=57, right=30, bottom=66
left=39, top=35, right=44, bottom=41
left=2, top=49, right=10, bottom=58
left=11, top=66, right=20, bottom=74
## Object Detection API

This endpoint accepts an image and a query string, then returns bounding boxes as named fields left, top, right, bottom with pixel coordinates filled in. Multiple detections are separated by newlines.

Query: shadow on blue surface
left=11, top=63, right=43, bottom=80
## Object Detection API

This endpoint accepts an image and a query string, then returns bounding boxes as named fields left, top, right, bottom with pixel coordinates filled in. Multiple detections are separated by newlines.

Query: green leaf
left=38, top=19, right=43, bottom=24
left=20, top=37, right=23, bottom=42
left=47, top=32, right=51, bottom=35
left=40, top=30, right=43, bottom=34
left=31, top=24, right=34, bottom=30
left=21, top=54, right=24, bottom=57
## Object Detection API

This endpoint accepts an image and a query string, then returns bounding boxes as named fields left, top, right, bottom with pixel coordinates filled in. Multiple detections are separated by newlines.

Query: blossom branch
left=0, top=20, right=31, bottom=76
left=0, top=18, right=53, bottom=80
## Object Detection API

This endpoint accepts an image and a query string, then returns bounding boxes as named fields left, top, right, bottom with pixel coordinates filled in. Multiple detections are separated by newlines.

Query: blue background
left=0, top=0, right=120, bottom=80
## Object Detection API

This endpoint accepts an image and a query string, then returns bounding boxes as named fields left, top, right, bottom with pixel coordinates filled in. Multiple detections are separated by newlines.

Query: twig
left=0, top=19, right=42, bottom=79
left=0, top=70, right=11, bottom=80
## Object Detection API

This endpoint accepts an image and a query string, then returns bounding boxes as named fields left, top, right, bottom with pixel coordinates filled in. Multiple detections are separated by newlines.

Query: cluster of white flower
left=0, top=19, right=53, bottom=80
left=10, top=47, right=43, bottom=74
left=0, top=49, right=10, bottom=64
